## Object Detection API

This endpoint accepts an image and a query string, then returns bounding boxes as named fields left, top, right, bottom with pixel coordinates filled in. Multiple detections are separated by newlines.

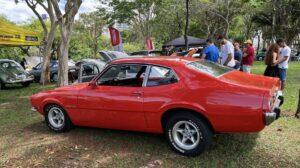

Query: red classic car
left=30, top=57, right=283, bottom=156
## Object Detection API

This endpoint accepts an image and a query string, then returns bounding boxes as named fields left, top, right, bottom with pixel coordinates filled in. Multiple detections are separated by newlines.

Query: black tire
left=45, top=104, right=73, bottom=133
left=51, top=73, right=58, bottom=83
left=0, top=81, right=4, bottom=90
left=21, top=82, right=30, bottom=87
left=164, top=112, right=212, bottom=157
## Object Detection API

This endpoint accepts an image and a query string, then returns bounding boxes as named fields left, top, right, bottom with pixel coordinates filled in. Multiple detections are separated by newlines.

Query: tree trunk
left=256, top=31, right=260, bottom=55
left=296, top=89, right=300, bottom=118
left=40, top=23, right=57, bottom=85
left=184, top=0, right=189, bottom=50
left=57, top=27, right=71, bottom=86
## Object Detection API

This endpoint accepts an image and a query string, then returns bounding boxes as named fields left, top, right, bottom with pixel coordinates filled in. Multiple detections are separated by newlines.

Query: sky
left=0, top=0, right=101, bottom=24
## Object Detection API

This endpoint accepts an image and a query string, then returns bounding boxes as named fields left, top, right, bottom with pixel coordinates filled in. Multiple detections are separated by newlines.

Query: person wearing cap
left=242, top=39, right=255, bottom=73
left=217, top=35, right=235, bottom=68
left=201, top=39, right=219, bottom=62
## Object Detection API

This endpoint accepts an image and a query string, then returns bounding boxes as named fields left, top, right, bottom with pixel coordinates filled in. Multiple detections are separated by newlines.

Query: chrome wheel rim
left=172, top=121, right=201, bottom=150
left=48, top=107, right=64, bottom=128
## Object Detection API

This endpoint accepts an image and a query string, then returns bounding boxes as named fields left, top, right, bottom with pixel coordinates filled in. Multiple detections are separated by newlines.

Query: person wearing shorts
left=276, top=39, right=291, bottom=90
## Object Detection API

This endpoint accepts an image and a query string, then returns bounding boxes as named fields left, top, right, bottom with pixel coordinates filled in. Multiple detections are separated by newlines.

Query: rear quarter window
left=187, top=61, right=233, bottom=77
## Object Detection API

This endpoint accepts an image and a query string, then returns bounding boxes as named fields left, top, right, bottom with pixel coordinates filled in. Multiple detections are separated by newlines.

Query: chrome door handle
left=132, top=91, right=142, bottom=96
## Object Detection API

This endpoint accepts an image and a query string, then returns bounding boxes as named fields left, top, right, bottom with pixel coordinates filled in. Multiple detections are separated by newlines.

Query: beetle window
left=146, top=66, right=178, bottom=87
left=98, top=64, right=146, bottom=87
left=82, top=64, right=99, bottom=76
left=187, top=61, right=233, bottom=77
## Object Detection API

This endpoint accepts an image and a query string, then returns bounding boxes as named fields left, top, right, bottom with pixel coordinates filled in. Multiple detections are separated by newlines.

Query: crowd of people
left=200, top=35, right=255, bottom=73
left=196, top=36, right=291, bottom=91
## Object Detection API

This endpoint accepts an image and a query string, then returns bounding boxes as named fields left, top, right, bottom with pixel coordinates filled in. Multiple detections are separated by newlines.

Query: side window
left=51, top=62, right=58, bottom=68
left=98, top=64, right=146, bottom=87
left=82, top=64, right=99, bottom=76
left=146, top=66, right=178, bottom=87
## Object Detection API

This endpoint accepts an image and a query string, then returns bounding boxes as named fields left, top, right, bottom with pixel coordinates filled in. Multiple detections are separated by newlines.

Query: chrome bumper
left=6, top=78, right=34, bottom=84
left=265, top=108, right=281, bottom=125
left=265, top=91, right=283, bottom=125
left=31, top=107, right=37, bottom=112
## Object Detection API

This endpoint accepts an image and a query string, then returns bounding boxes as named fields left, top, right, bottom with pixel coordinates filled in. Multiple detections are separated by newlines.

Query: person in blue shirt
left=201, top=39, right=219, bottom=62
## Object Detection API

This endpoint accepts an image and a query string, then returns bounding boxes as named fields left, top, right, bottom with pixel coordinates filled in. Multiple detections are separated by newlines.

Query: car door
left=142, top=65, right=182, bottom=131
left=78, top=63, right=100, bottom=83
left=78, top=64, right=148, bottom=131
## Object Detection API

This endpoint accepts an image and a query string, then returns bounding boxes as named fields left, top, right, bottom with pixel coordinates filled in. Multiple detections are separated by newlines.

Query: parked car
left=75, top=59, right=106, bottom=83
left=130, top=50, right=163, bottom=56
left=98, top=51, right=129, bottom=63
left=30, top=57, right=283, bottom=156
left=256, top=51, right=266, bottom=61
left=0, top=59, right=34, bottom=89
left=290, top=51, right=300, bottom=61
left=30, top=60, right=77, bottom=82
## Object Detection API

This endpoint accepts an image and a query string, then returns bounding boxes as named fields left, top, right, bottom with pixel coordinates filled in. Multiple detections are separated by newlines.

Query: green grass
left=0, top=62, right=299, bottom=167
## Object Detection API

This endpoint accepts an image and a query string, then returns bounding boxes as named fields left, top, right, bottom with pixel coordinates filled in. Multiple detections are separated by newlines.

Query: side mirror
left=88, top=81, right=97, bottom=88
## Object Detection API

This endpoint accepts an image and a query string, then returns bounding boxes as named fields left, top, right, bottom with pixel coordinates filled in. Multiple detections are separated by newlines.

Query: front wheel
left=45, top=104, right=73, bottom=132
left=0, top=81, right=4, bottom=90
left=165, top=113, right=212, bottom=157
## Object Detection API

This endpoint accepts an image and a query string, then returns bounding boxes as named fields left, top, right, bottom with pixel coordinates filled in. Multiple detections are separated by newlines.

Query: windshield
left=0, top=61, right=23, bottom=71
left=187, top=61, right=233, bottom=77
left=109, top=51, right=128, bottom=59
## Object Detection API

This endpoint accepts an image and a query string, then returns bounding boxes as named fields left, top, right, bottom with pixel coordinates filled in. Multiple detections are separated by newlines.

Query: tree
left=75, top=9, right=106, bottom=57
left=184, top=0, right=190, bottom=49
left=51, top=0, right=82, bottom=86
left=252, top=0, right=300, bottom=45
left=100, top=0, right=159, bottom=44
left=18, top=0, right=58, bottom=85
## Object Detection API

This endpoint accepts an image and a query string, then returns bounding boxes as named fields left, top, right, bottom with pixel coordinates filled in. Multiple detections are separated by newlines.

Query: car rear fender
left=160, top=102, right=207, bottom=115
left=159, top=102, right=215, bottom=131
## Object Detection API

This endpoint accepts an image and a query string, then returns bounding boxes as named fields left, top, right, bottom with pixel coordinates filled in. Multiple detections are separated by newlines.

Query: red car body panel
left=30, top=57, right=280, bottom=134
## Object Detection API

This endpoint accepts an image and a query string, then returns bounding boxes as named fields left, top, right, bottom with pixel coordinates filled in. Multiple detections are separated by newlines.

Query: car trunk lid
left=219, top=70, right=280, bottom=92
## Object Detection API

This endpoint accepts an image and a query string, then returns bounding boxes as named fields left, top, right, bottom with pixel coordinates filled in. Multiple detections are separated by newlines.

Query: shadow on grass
left=0, top=121, right=262, bottom=167
left=22, top=121, right=258, bottom=156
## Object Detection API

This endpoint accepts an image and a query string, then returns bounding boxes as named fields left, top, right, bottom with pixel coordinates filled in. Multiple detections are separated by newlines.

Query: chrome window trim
left=142, top=65, right=151, bottom=87
left=95, top=62, right=180, bottom=87
left=145, top=65, right=179, bottom=87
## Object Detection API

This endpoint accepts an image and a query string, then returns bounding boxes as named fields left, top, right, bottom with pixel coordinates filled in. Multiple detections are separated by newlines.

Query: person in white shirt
left=275, top=39, right=291, bottom=90
left=217, top=35, right=235, bottom=68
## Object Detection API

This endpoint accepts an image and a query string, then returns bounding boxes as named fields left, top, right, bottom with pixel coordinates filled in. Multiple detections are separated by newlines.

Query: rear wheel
left=164, top=112, right=212, bottom=157
left=21, top=82, right=30, bottom=87
left=45, top=104, right=73, bottom=132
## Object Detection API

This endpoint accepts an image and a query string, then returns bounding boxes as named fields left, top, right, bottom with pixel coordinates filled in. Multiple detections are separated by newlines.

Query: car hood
left=53, top=82, right=88, bottom=91
left=219, top=70, right=280, bottom=91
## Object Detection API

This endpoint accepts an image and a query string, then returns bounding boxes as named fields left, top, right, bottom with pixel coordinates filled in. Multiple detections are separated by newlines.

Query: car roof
left=0, top=59, right=16, bottom=62
left=110, top=56, right=197, bottom=67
